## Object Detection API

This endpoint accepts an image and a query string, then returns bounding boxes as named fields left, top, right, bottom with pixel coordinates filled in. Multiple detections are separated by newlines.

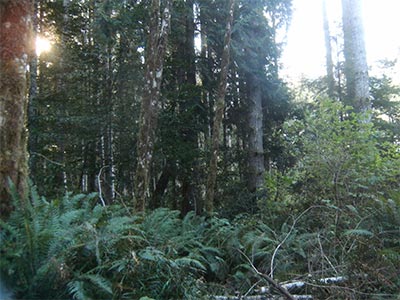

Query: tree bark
left=246, top=72, right=265, bottom=193
left=0, top=0, right=33, bottom=219
left=205, top=0, right=235, bottom=214
left=135, top=0, right=171, bottom=211
left=28, top=0, right=38, bottom=175
left=322, top=0, right=335, bottom=99
left=175, top=0, right=200, bottom=216
left=341, top=0, right=370, bottom=114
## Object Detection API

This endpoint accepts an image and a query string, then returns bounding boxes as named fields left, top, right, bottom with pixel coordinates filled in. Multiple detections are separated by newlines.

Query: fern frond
left=80, top=274, right=113, bottom=295
left=174, top=257, right=207, bottom=272
left=67, top=280, right=87, bottom=300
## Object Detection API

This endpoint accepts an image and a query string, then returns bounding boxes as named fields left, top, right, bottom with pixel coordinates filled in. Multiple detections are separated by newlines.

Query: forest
left=0, top=0, right=399, bottom=299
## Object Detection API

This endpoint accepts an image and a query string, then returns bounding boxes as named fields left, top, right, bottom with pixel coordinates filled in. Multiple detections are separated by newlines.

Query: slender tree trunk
left=341, top=0, right=370, bottom=114
left=205, top=0, right=235, bottom=214
left=322, top=0, right=335, bottom=99
left=135, top=0, right=171, bottom=211
left=28, top=0, right=38, bottom=177
left=56, top=0, right=70, bottom=193
left=246, top=72, right=265, bottom=193
left=101, top=45, right=115, bottom=204
left=197, top=1, right=210, bottom=215
left=0, top=0, right=33, bottom=219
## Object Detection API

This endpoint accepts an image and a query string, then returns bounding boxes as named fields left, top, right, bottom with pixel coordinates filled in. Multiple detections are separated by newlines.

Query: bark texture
left=135, top=0, right=171, bottom=211
left=341, top=0, right=370, bottom=113
left=0, top=0, right=32, bottom=219
left=246, top=72, right=265, bottom=193
left=322, top=0, right=335, bottom=99
left=205, top=0, right=235, bottom=214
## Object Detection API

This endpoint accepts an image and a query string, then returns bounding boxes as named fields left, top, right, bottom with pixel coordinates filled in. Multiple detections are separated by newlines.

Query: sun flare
left=35, top=36, right=52, bottom=56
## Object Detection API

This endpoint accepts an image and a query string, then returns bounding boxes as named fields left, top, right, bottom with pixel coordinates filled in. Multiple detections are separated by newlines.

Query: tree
left=135, top=0, right=171, bottom=211
left=233, top=0, right=269, bottom=194
left=341, top=0, right=370, bottom=114
left=322, top=0, right=335, bottom=99
left=0, top=0, right=33, bottom=219
left=22, top=0, right=293, bottom=216
left=205, top=0, right=235, bottom=214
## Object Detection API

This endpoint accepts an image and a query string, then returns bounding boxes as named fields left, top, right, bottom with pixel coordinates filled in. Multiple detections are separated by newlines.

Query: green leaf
left=346, top=205, right=359, bottom=214
left=174, top=257, right=206, bottom=272
left=139, top=248, right=165, bottom=262
left=81, top=274, right=113, bottom=295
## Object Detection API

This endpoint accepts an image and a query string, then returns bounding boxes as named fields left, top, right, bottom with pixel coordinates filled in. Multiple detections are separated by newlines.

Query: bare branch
left=31, top=152, right=65, bottom=167
left=238, top=249, right=296, bottom=300
left=97, top=165, right=108, bottom=207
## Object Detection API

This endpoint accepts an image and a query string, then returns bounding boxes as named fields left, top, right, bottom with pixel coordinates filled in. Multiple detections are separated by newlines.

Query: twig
left=244, top=280, right=262, bottom=297
left=238, top=249, right=296, bottom=300
left=30, top=151, right=65, bottom=166
left=113, top=188, right=133, bottom=217
left=269, top=205, right=339, bottom=279
left=317, top=233, right=338, bottom=275
left=270, top=206, right=321, bottom=279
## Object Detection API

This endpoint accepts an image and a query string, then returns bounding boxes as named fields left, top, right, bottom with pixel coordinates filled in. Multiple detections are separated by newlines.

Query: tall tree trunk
left=205, top=0, right=235, bottom=214
left=177, top=0, right=200, bottom=215
left=0, top=0, right=33, bottom=219
left=246, top=72, right=265, bottom=193
left=101, top=44, right=115, bottom=204
left=341, top=0, right=370, bottom=114
left=28, top=0, right=38, bottom=176
left=197, top=1, right=210, bottom=215
left=135, top=0, right=171, bottom=211
left=55, top=0, right=70, bottom=193
left=322, top=0, right=335, bottom=99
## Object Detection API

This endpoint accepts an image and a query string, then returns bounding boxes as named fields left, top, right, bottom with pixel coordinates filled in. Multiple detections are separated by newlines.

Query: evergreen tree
left=135, top=0, right=172, bottom=211
left=0, top=0, right=33, bottom=219
left=205, top=0, right=235, bottom=214
left=322, top=0, right=335, bottom=99
left=342, top=0, right=370, bottom=114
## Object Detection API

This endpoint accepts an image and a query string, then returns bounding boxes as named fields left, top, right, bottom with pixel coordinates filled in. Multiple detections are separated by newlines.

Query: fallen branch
left=259, top=276, right=348, bottom=293
left=213, top=295, right=313, bottom=300
left=238, top=249, right=296, bottom=300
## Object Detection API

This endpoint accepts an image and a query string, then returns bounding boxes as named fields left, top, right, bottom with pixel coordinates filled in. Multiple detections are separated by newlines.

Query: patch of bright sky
left=280, top=0, right=400, bottom=83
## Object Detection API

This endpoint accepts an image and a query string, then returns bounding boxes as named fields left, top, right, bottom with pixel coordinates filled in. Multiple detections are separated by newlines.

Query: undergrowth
left=0, top=181, right=399, bottom=299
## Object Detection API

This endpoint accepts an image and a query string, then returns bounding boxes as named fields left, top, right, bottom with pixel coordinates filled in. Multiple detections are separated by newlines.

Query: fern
left=67, top=280, right=87, bottom=300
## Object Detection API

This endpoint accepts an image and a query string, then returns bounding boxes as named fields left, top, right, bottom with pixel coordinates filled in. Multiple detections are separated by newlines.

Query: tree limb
left=238, top=249, right=296, bottom=300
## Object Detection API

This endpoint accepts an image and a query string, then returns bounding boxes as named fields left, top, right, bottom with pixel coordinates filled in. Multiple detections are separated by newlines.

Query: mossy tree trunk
left=0, top=0, right=33, bottom=220
left=135, top=0, right=171, bottom=212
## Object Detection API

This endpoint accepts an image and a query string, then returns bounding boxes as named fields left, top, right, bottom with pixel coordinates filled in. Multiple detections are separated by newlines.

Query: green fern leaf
left=80, top=274, right=113, bottom=295
left=174, top=257, right=206, bottom=272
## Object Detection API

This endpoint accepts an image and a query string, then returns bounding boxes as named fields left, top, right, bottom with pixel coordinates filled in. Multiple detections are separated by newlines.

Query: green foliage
left=7, top=0, right=399, bottom=298
left=280, top=99, right=400, bottom=206
left=255, top=99, right=400, bottom=297
left=0, top=188, right=237, bottom=299
left=2, top=176, right=400, bottom=299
